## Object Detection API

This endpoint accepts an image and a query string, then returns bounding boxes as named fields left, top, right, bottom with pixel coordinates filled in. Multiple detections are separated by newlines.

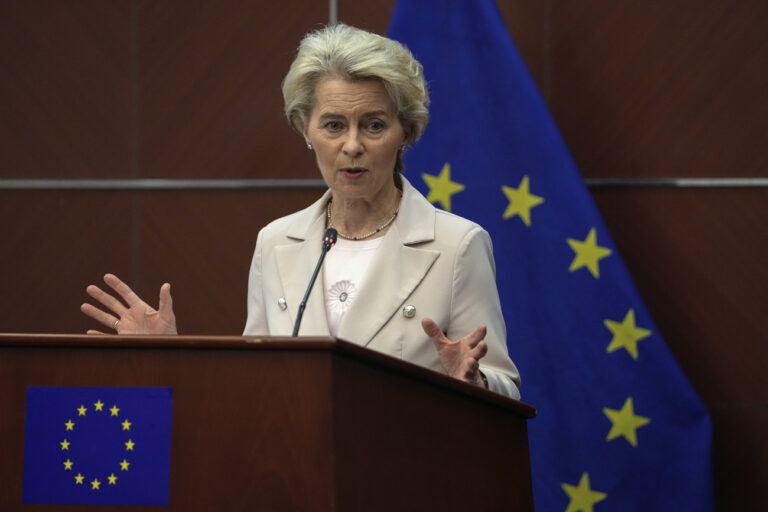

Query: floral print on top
left=327, top=279, right=356, bottom=314
left=323, top=236, right=384, bottom=339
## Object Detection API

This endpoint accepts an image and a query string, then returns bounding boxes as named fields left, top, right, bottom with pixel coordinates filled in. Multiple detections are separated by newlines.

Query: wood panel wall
left=1, top=1, right=765, bottom=510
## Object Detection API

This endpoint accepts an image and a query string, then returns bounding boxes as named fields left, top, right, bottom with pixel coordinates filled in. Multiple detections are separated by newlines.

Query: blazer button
left=278, top=297, right=287, bottom=311
left=403, top=305, right=416, bottom=318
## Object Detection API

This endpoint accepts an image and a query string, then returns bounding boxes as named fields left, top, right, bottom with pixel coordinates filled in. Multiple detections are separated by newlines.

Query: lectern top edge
left=0, top=333, right=536, bottom=418
left=0, top=332, right=335, bottom=349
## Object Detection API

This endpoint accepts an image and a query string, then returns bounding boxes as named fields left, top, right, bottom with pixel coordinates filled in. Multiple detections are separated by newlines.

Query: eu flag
left=23, top=387, right=172, bottom=505
left=388, top=1, right=714, bottom=510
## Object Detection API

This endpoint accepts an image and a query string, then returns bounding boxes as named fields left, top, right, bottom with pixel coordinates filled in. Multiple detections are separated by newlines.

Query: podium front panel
left=0, top=335, right=534, bottom=511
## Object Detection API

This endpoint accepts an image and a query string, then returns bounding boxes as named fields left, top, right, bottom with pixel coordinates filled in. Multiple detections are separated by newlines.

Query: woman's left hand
left=421, top=318, right=488, bottom=388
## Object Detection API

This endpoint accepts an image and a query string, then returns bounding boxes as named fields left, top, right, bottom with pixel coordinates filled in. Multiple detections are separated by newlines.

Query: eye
left=323, top=120, right=344, bottom=132
left=367, top=120, right=385, bottom=132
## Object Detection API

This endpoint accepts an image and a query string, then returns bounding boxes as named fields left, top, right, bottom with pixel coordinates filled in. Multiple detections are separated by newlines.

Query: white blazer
left=244, top=176, right=521, bottom=399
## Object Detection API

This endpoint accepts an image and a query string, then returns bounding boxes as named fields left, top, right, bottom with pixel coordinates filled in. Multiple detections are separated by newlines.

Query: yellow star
left=110, top=405, right=120, bottom=416
left=422, top=162, right=465, bottom=212
left=75, top=473, right=84, bottom=484
left=120, top=459, right=131, bottom=471
left=121, top=419, right=132, bottom=431
left=125, top=439, right=135, bottom=451
left=94, top=400, right=104, bottom=411
left=603, top=397, right=651, bottom=447
left=501, top=175, right=544, bottom=226
left=91, top=478, right=101, bottom=490
left=605, top=309, right=652, bottom=359
left=561, top=472, right=607, bottom=512
left=108, top=473, right=118, bottom=485
left=60, top=439, right=70, bottom=451
left=65, top=419, right=75, bottom=431
left=77, top=405, right=87, bottom=416
left=63, top=459, right=73, bottom=470
left=567, top=227, right=612, bottom=278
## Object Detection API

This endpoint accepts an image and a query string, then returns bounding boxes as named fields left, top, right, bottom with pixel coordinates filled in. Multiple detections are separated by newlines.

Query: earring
left=307, top=142, right=313, bottom=150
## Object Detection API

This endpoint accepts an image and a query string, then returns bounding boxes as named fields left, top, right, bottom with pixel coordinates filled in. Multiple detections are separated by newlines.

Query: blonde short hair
left=282, top=24, right=430, bottom=173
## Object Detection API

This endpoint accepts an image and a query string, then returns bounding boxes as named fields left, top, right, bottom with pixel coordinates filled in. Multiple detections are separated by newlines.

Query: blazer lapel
left=337, top=176, right=439, bottom=346
left=274, top=193, right=332, bottom=337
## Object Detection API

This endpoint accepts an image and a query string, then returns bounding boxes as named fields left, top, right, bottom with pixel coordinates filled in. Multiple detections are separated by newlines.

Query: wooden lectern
left=0, top=334, right=536, bottom=511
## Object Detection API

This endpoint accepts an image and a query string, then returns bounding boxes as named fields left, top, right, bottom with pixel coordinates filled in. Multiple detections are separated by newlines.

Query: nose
left=342, top=129, right=364, bottom=158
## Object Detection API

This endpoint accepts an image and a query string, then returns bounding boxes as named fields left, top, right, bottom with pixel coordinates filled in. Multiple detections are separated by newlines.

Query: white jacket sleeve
left=243, top=229, right=268, bottom=335
left=447, top=226, right=521, bottom=399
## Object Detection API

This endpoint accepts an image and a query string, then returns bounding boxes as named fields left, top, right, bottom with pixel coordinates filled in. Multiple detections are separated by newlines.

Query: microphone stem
left=292, top=247, right=330, bottom=337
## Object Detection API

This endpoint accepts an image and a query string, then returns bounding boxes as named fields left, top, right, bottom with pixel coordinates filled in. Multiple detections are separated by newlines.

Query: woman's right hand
left=80, top=273, right=178, bottom=335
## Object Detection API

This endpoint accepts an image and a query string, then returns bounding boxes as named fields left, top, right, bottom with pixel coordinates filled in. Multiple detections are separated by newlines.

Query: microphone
left=292, top=228, right=338, bottom=336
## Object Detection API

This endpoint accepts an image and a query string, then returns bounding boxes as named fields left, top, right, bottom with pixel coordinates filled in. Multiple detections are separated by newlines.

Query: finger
left=463, top=324, right=487, bottom=348
left=103, top=273, right=143, bottom=307
left=80, top=303, right=119, bottom=329
left=421, top=318, right=449, bottom=345
left=470, top=358, right=480, bottom=377
left=86, top=329, right=104, bottom=335
left=157, top=283, right=173, bottom=316
left=470, top=340, right=488, bottom=360
left=460, top=358, right=480, bottom=381
left=86, top=285, right=127, bottom=315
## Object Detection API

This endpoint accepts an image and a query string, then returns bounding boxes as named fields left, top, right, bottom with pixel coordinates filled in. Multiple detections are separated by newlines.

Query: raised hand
left=80, top=273, right=178, bottom=335
left=421, top=318, right=488, bottom=387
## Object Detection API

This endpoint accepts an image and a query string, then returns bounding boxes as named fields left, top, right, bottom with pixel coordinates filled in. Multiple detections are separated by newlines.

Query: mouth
left=340, top=167, right=368, bottom=176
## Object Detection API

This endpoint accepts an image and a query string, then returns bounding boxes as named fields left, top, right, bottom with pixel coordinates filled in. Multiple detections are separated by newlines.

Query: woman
left=82, top=24, right=521, bottom=399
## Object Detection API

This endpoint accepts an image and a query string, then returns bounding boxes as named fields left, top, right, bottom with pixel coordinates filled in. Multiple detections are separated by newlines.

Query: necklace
left=327, top=192, right=401, bottom=241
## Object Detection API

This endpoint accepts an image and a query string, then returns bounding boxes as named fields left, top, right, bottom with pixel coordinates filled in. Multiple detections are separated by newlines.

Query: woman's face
left=303, top=78, right=406, bottom=204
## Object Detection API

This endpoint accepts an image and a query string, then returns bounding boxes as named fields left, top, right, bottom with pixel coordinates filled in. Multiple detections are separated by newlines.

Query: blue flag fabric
left=23, top=387, right=172, bottom=505
left=388, top=1, right=714, bottom=510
